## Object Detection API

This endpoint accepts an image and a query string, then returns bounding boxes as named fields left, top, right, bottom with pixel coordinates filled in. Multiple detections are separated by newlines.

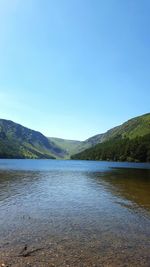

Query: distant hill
left=71, top=113, right=150, bottom=162
left=0, top=119, right=66, bottom=159
left=48, top=137, right=81, bottom=159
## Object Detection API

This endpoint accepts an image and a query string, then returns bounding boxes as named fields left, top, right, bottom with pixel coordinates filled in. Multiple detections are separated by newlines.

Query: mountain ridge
left=83, top=112, right=150, bottom=144
left=71, top=113, right=150, bottom=162
left=0, top=119, right=66, bottom=159
left=0, top=112, right=149, bottom=160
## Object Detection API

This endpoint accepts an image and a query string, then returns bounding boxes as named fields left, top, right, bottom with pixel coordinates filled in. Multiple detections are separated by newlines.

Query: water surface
left=0, top=160, right=150, bottom=266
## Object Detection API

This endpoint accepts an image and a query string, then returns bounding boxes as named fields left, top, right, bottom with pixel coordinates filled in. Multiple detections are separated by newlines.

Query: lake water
left=0, top=159, right=150, bottom=267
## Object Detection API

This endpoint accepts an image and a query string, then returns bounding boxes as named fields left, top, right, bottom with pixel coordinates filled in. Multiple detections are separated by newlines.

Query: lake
left=0, top=159, right=150, bottom=267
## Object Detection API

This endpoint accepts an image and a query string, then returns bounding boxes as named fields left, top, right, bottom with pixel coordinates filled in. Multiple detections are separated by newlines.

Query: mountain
left=71, top=134, right=150, bottom=162
left=71, top=113, right=150, bottom=162
left=0, top=113, right=149, bottom=160
left=82, top=113, right=150, bottom=146
left=48, top=137, right=81, bottom=159
left=0, top=119, right=66, bottom=159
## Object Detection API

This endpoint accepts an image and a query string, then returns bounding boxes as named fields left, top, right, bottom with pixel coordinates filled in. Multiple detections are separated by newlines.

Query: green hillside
left=100, top=113, right=150, bottom=140
left=71, top=134, right=150, bottom=162
left=49, top=137, right=81, bottom=158
left=0, top=119, right=66, bottom=159
left=71, top=113, right=150, bottom=162
left=81, top=113, right=150, bottom=147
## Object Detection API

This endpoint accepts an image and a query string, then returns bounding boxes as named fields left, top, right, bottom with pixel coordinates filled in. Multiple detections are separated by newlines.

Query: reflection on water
left=91, top=168, right=150, bottom=213
left=0, top=159, right=150, bottom=266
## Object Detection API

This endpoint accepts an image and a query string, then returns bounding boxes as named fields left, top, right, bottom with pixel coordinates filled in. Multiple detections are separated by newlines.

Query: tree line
left=71, top=134, right=150, bottom=162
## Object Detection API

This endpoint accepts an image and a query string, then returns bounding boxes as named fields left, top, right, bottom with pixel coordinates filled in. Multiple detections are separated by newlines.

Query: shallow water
left=0, top=159, right=150, bottom=266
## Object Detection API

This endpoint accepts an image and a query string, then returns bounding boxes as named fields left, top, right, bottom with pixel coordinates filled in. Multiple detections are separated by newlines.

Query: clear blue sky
left=0, top=0, right=149, bottom=140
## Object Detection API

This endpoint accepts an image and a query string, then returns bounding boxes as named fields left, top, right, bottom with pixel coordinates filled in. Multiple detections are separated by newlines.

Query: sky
left=0, top=0, right=150, bottom=140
